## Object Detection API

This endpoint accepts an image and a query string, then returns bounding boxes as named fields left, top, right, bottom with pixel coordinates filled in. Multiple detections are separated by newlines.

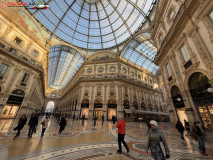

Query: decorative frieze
left=191, top=32, right=213, bottom=78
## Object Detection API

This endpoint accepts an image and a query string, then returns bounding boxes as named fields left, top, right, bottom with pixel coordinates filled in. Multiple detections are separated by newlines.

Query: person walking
left=112, top=115, right=115, bottom=125
left=94, top=116, right=97, bottom=126
left=191, top=121, right=207, bottom=156
left=28, top=113, right=38, bottom=138
left=184, top=119, right=191, bottom=136
left=75, top=114, right=78, bottom=122
left=82, top=114, right=85, bottom=125
left=57, top=113, right=61, bottom=123
left=59, top=115, right=67, bottom=135
left=146, top=119, right=151, bottom=134
left=146, top=120, right=170, bottom=160
left=176, top=121, right=186, bottom=143
left=102, top=114, right=104, bottom=125
left=41, top=115, right=50, bottom=137
left=73, top=113, right=75, bottom=120
left=116, top=116, right=129, bottom=153
left=13, top=114, right=27, bottom=139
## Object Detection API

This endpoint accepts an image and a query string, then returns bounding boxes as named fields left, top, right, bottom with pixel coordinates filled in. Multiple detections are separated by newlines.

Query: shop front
left=107, top=99, right=117, bottom=120
left=123, top=100, right=131, bottom=121
left=94, top=99, right=102, bottom=120
left=81, top=99, right=89, bottom=119
left=0, top=89, right=25, bottom=118
left=189, top=72, right=213, bottom=132
left=132, top=110, right=170, bottom=122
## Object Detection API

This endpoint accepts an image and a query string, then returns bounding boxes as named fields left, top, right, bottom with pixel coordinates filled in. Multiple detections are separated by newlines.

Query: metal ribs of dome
left=25, top=0, right=155, bottom=50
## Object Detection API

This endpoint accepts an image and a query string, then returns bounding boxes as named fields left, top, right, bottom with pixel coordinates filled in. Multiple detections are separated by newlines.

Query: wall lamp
left=207, top=87, right=213, bottom=93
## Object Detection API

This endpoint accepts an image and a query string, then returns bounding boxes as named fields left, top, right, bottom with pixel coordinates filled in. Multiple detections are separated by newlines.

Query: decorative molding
left=11, top=34, right=25, bottom=48
left=166, top=5, right=176, bottom=25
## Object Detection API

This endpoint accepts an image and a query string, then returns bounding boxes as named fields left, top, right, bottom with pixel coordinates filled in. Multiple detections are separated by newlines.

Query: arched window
left=189, top=72, right=212, bottom=100
left=171, top=85, right=185, bottom=109
left=50, top=91, right=57, bottom=99
left=133, top=101, right=138, bottom=110
left=171, top=85, right=180, bottom=97
left=94, top=99, right=102, bottom=104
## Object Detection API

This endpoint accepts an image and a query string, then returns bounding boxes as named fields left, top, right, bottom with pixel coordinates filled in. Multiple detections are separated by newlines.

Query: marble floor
left=0, top=116, right=213, bottom=160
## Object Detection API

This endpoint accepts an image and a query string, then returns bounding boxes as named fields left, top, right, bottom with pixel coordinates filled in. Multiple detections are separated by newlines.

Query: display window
left=198, top=106, right=213, bottom=132
left=81, top=108, right=89, bottom=118
left=108, top=108, right=116, bottom=120
left=0, top=105, right=19, bottom=118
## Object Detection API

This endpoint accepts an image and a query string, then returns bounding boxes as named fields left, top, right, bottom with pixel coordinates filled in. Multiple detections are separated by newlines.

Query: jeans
left=28, top=125, right=35, bottom=137
left=179, top=131, right=185, bottom=141
left=198, top=136, right=205, bottom=153
left=41, top=128, right=46, bottom=137
left=118, top=134, right=129, bottom=152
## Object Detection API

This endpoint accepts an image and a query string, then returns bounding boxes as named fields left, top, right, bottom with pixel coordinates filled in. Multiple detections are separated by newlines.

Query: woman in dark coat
left=59, top=115, right=67, bottom=135
left=13, top=114, right=27, bottom=139
left=146, top=120, right=170, bottom=160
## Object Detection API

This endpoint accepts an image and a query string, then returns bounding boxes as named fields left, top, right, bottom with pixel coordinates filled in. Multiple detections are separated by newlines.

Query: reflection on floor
left=0, top=116, right=213, bottom=160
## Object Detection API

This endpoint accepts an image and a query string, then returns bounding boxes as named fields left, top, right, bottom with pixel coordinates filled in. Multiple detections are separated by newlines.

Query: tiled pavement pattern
left=0, top=116, right=213, bottom=160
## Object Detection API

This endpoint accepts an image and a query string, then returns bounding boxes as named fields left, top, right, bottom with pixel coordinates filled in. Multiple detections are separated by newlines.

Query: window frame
left=179, top=44, right=190, bottom=63
left=14, top=37, right=22, bottom=45
left=205, top=7, right=213, bottom=30
left=0, top=63, right=9, bottom=77
left=33, top=50, right=39, bottom=57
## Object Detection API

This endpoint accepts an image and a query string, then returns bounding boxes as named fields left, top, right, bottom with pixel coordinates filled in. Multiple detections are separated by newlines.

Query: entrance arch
left=81, top=99, right=89, bottom=118
left=94, top=99, right=103, bottom=120
left=108, top=99, right=117, bottom=120
left=171, top=85, right=187, bottom=125
left=0, top=89, right=25, bottom=118
left=45, top=101, right=55, bottom=113
left=189, top=72, right=213, bottom=132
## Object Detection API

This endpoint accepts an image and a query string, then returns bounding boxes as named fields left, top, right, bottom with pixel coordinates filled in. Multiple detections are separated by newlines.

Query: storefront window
left=0, top=105, right=19, bottom=118
left=108, top=108, right=116, bottom=120
left=81, top=108, right=89, bottom=118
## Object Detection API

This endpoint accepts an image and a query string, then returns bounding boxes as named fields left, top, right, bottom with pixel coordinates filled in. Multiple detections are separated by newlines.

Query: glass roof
left=121, top=33, right=159, bottom=75
left=25, top=0, right=155, bottom=50
left=48, top=45, right=84, bottom=89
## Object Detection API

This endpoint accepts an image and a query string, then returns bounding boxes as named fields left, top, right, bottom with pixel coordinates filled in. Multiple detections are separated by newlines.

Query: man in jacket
left=146, top=119, right=151, bottom=134
left=28, top=113, right=38, bottom=138
left=191, top=121, right=207, bottom=156
left=176, top=121, right=186, bottom=143
left=116, top=117, right=129, bottom=153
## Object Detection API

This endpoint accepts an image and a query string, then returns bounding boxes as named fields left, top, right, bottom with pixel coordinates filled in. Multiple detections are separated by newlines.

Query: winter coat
left=42, top=118, right=50, bottom=128
left=14, top=117, right=27, bottom=130
left=28, top=115, right=38, bottom=126
left=59, top=117, right=67, bottom=130
left=116, top=119, right=126, bottom=134
left=176, top=123, right=184, bottom=132
left=102, top=115, right=104, bottom=120
left=191, top=125, right=206, bottom=141
left=146, top=127, right=170, bottom=159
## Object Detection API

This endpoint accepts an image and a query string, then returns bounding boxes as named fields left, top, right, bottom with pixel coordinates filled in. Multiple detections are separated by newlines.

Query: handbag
left=41, top=121, right=45, bottom=126
left=159, top=142, right=166, bottom=157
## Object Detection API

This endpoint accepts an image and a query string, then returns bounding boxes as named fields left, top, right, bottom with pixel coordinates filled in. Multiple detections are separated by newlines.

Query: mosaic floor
left=0, top=116, right=213, bottom=160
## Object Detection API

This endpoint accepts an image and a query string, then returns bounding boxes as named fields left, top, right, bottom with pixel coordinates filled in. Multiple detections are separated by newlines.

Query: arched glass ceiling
left=25, top=0, right=155, bottom=50
left=121, top=33, right=159, bottom=75
left=48, top=45, right=84, bottom=89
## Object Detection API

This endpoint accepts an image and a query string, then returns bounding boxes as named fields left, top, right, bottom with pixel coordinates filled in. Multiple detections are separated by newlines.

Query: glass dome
left=121, top=33, right=159, bottom=75
left=48, top=45, right=84, bottom=89
left=26, top=0, right=155, bottom=50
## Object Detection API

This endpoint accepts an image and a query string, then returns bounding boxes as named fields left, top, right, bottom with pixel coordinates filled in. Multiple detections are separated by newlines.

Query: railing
left=0, top=43, right=44, bottom=71
left=155, top=0, right=188, bottom=59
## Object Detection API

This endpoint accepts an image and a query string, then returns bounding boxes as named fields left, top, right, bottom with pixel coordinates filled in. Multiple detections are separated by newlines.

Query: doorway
left=176, top=108, right=188, bottom=125
left=94, top=108, right=102, bottom=120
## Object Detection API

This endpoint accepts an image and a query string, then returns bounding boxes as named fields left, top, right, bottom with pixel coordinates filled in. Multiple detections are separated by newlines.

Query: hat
left=150, top=120, right=158, bottom=126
